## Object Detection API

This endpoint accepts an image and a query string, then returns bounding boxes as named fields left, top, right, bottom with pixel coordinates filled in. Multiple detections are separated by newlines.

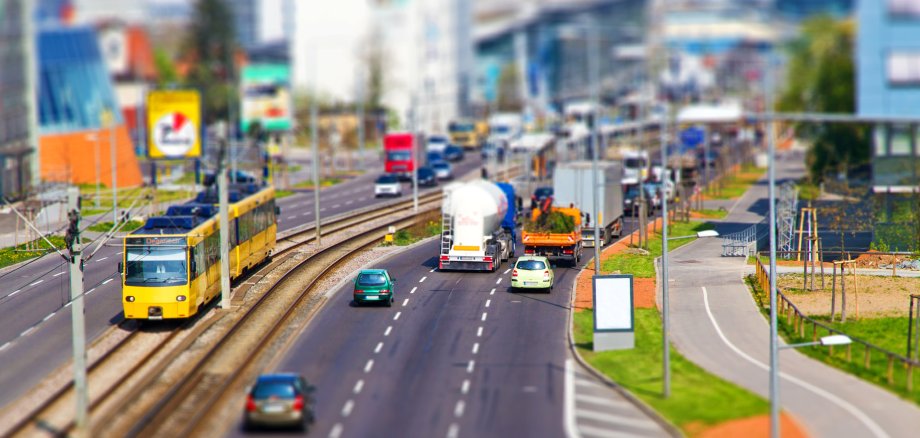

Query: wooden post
left=812, top=322, right=818, bottom=342
left=841, top=264, right=847, bottom=323
left=846, top=343, right=852, bottom=362
left=864, top=345, right=871, bottom=369
left=853, top=261, right=859, bottom=320
left=907, top=364, right=914, bottom=392
left=887, top=355, right=895, bottom=385
left=831, top=262, right=837, bottom=321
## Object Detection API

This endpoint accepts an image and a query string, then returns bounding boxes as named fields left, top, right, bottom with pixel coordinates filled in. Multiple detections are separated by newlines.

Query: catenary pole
left=109, top=111, right=118, bottom=224
left=766, top=52, right=781, bottom=438
left=587, top=22, right=601, bottom=274
left=311, top=91, right=322, bottom=246
left=661, top=103, right=671, bottom=398
left=67, top=187, right=88, bottom=435
left=219, top=161, right=231, bottom=309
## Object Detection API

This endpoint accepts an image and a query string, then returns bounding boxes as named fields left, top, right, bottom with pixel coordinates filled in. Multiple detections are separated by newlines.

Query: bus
left=120, top=183, right=277, bottom=320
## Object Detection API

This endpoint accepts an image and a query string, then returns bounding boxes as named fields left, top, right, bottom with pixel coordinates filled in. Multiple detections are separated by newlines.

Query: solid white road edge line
left=700, top=286, right=889, bottom=438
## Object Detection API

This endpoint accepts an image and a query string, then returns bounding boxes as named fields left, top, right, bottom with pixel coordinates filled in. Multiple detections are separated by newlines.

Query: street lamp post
left=660, top=102, right=671, bottom=398
left=766, top=52, right=781, bottom=438
left=587, top=21, right=602, bottom=274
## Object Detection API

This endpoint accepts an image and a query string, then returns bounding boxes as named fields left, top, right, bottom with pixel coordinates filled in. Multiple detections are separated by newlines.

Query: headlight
left=176, top=295, right=187, bottom=302
left=125, top=296, right=135, bottom=302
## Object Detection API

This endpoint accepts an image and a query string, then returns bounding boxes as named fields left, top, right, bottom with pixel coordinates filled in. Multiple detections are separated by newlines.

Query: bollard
left=846, top=343, right=852, bottom=362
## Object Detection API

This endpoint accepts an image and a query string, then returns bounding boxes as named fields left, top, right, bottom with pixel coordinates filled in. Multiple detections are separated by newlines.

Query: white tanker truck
left=438, top=180, right=516, bottom=272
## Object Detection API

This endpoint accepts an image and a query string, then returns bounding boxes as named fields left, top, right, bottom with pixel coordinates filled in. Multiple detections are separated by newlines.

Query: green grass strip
left=601, top=220, right=715, bottom=278
left=0, top=236, right=67, bottom=269
left=574, top=309, right=769, bottom=433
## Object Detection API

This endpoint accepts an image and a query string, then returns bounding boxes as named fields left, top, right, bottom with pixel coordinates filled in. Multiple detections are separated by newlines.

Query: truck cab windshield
left=125, top=246, right=188, bottom=286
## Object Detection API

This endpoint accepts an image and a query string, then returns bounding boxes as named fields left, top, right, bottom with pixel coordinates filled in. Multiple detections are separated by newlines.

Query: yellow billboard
left=147, top=90, right=202, bottom=159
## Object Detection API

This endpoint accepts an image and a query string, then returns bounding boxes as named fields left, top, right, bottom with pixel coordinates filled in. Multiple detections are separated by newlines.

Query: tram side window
left=191, top=243, right=205, bottom=278
left=205, top=233, right=219, bottom=268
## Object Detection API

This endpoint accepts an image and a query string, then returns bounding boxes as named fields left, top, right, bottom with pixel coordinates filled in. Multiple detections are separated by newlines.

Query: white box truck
left=553, top=161, right=625, bottom=248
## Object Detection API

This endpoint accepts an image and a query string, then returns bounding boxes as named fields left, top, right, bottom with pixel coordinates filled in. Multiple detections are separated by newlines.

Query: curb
left=566, top=235, right=683, bottom=437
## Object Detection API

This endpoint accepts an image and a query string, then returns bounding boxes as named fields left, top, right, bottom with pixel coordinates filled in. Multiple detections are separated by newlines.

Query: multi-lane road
left=0, top=154, right=484, bottom=408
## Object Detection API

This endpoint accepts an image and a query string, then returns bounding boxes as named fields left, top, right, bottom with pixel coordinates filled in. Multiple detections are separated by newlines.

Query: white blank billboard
left=594, top=275, right=634, bottom=331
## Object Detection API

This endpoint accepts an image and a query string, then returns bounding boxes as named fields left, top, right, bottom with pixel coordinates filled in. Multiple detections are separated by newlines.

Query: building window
left=887, top=52, right=920, bottom=85
left=889, top=0, right=920, bottom=18
left=891, top=124, right=914, bottom=156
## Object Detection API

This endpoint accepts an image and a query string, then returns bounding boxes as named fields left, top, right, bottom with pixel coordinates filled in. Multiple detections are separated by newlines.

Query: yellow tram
left=121, top=184, right=277, bottom=319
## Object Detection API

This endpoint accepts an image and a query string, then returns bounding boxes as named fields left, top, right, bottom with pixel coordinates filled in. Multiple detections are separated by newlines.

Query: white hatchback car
left=374, top=174, right=403, bottom=197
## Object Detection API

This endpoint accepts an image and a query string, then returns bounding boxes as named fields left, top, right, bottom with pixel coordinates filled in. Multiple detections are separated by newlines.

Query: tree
left=777, top=16, right=870, bottom=182
left=153, top=48, right=179, bottom=87
left=182, top=0, right=238, bottom=122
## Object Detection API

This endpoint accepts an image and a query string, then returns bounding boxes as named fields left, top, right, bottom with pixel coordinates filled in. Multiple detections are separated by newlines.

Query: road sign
left=680, top=126, right=705, bottom=147
left=147, top=90, right=202, bottom=159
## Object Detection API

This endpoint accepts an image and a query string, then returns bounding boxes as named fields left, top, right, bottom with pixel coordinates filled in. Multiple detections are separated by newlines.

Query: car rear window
left=358, top=273, right=387, bottom=286
left=376, top=175, right=398, bottom=184
left=252, top=382, right=296, bottom=399
left=535, top=188, right=553, bottom=197
left=418, top=168, right=434, bottom=177
left=433, top=163, right=449, bottom=170
left=517, top=260, right=547, bottom=270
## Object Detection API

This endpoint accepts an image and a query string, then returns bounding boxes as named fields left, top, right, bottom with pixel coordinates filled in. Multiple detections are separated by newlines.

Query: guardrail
left=754, top=258, right=920, bottom=392
left=721, top=223, right=758, bottom=257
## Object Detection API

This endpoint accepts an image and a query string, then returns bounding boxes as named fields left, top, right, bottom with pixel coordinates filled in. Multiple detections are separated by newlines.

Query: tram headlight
left=176, top=295, right=187, bottom=302
left=125, top=296, right=135, bottom=302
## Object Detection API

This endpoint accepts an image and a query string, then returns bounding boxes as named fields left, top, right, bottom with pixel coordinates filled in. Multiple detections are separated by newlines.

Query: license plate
left=263, top=405, right=285, bottom=413
left=365, top=296, right=379, bottom=300
left=458, top=257, right=478, bottom=261
left=524, top=281, right=538, bottom=286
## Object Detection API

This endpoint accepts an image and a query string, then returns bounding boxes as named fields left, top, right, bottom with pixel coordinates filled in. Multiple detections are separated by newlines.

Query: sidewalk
left=667, top=154, right=920, bottom=438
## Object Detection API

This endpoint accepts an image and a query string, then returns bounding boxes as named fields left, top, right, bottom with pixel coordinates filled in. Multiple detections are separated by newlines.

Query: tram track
left=1, top=168, right=518, bottom=437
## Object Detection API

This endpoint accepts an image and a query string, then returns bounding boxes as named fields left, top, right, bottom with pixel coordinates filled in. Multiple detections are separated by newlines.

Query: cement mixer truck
left=438, top=180, right=516, bottom=271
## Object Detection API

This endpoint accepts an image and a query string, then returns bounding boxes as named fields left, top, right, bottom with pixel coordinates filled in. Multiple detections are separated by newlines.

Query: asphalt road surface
left=0, top=154, right=483, bottom=408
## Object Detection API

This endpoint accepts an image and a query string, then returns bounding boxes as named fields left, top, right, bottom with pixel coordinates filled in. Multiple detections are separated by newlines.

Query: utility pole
left=311, top=91, right=322, bottom=246
left=410, top=95, right=419, bottom=213
left=102, top=109, right=118, bottom=224
left=660, top=103, right=671, bottom=398
left=219, top=162, right=231, bottom=309
left=65, top=187, right=88, bottom=434
left=356, top=67, right=366, bottom=170
left=766, top=52, right=781, bottom=438
left=587, top=21, right=602, bottom=274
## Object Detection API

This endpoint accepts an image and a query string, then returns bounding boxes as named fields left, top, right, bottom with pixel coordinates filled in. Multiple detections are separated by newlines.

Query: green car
left=510, top=256, right=554, bottom=292
left=353, top=269, right=396, bottom=306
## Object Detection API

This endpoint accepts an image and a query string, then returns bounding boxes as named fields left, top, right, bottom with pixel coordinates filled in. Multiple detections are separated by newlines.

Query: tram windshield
left=125, top=246, right=188, bottom=286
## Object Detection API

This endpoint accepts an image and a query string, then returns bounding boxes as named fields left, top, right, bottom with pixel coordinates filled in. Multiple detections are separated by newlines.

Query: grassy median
left=0, top=236, right=68, bottom=269
left=601, top=220, right=715, bottom=278
left=708, top=164, right=764, bottom=200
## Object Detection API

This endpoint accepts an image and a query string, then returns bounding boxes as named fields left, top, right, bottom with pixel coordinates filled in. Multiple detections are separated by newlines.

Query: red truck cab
left=384, top=133, right=421, bottom=180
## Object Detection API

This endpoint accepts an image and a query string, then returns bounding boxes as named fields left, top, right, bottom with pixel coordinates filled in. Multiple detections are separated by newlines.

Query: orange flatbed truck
left=521, top=207, right=583, bottom=266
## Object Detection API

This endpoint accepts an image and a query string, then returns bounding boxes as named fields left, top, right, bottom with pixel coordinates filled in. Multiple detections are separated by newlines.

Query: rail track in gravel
left=4, top=167, right=520, bottom=437
left=3, top=190, right=444, bottom=438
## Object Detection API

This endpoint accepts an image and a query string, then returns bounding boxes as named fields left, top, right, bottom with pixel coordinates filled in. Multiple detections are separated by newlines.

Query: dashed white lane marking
left=700, top=286, right=888, bottom=438
left=53, top=272, right=65, bottom=277
left=485, top=299, right=491, bottom=308
left=374, top=342, right=383, bottom=354
left=471, top=343, right=479, bottom=355
left=410, top=287, right=417, bottom=294
left=287, top=216, right=297, bottom=220
left=329, top=423, right=343, bottom=438
left=21, top=326, right=35, bottom=337
left=321, top=207, right=327, bottom=212
left=476, top=326, right=483, bottom=337
left=402, top=298, right=409, bottom=307
left=332, top=204, right=341, bottom=208
left=341, top=399, right=355, bottom=417
left=9, top=289, right=21, bottom=297
left=454, top=400, right=465, bottom=418
left=364, top=359, right=374, bottom=373
left=504, top=268, right=511, bottom=274
left=446, top=423, right=459, bottom=438
left=353, top=380, right=364, bottom=394
left=302, top=213, right=310, bottom=217
left=575, top=411, right=660, bottom=430
left=419, top=276, right=427, bottom=283
left=358, top=197, right=367, bottom=202
left=490, top=288, right=495, bottom=295
left=461, top=379, right=470, bottom=395
left=430, top=268, right=436, bottom=273
left=466, top=360, right=475, bottom=373
left=495, top=278, right=502, bottom=285
left=481, top=312, right=487, bottom=321
left=0, top=342, right=10, bottom=351
left=117, top=251, right=123, bottom=255
left=564, top=359, right=579, bottom=438
left=42, top=313, right=55, bottom=322
left=29, top=280, right=43, bottom=287
left=345, top=200, right=354, bottom=205
left=96, top=257, right=108, bottom=262
left=102, top=278, right=113, bottom=285
left=384, top=326, right=392, bottom=336
left=393, top=311, right=401, bottom=321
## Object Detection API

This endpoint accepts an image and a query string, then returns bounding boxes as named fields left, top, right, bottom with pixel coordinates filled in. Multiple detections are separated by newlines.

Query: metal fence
left=754, top=258, right=920, bottom=392
left=721, top=222, right=759, bottom=256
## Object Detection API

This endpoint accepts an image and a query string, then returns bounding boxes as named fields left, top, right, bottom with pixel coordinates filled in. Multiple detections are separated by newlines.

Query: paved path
left=667, top=153, right=920, bottom=438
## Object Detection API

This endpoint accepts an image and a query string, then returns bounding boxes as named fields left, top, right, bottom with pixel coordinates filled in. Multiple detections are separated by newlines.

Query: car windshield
left=376, top=175, right=398, bottom=184
left=252, top=382, right=296, bottom=399
left=358, top=273, right=388, bottom=286
left=427, top=152, right=443, bottom=161
left=433, top=163, right=449, bottom=170
left=494, top=126, right=511, bottom=134
left=418, top=168, right=434, bottom=178
left=517, top=260, right=547, bottom=270
left=625, top=186, right=640, bottom=198
left=387, top=151, right=411, bottom=161
left=535, top=188, right=553, bottom=198
left=429, top=136, right=448, bottom=144
left=624, top=158, right=647, bottom=168
left=125, top=246, right=188, bottom=286
left=449, top=123, right=474, bottom=132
